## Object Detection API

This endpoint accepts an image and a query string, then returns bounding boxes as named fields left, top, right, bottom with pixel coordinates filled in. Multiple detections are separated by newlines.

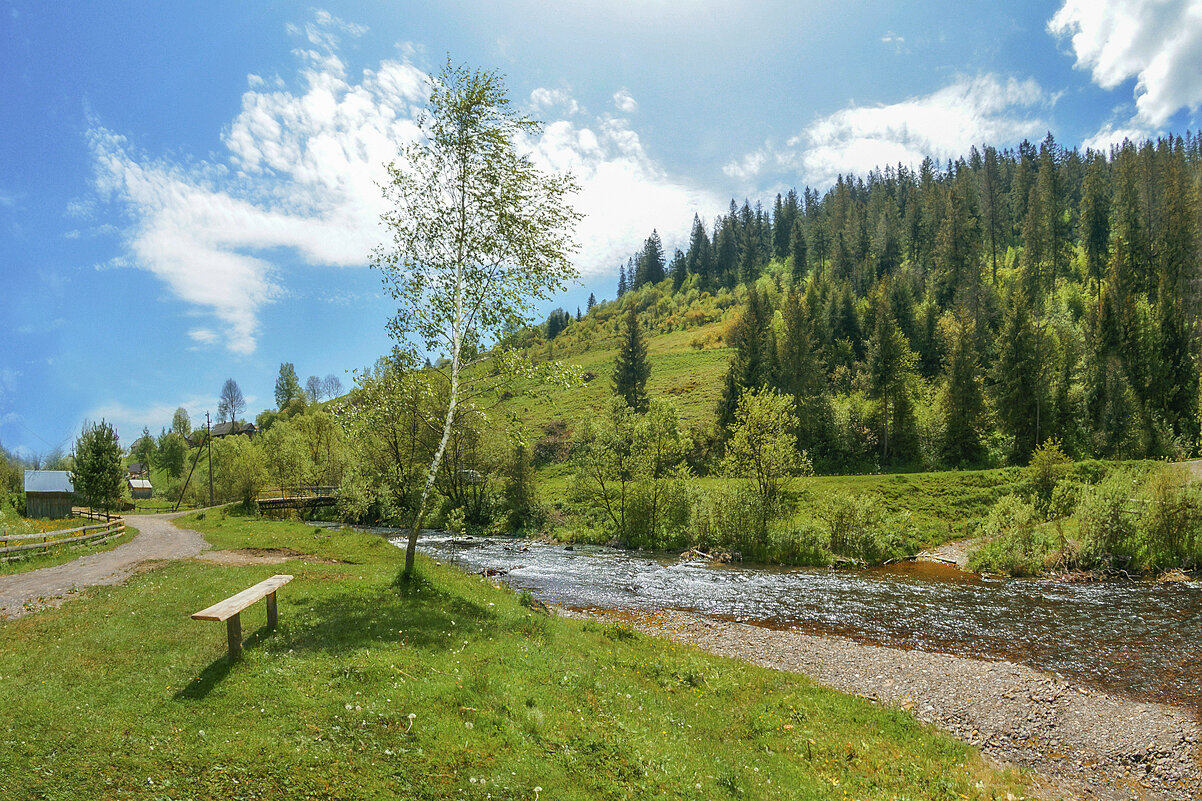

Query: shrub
left=767, top=522, right=832, bottom=566
left=1026, top=438, right=1071, bottom=517
left=967, top=495, right=1059, bottom=576
left=1134, top=465, right=1202, bottom=571
left=1076, top=469, right=1140, bottom=567
left=820, top=492, right=903, bottom=564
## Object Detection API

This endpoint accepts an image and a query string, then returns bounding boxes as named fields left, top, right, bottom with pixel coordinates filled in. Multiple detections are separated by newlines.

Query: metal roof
left=24, top=470, right=74, bottom=494
left=128, top=478, right=153, bottom=490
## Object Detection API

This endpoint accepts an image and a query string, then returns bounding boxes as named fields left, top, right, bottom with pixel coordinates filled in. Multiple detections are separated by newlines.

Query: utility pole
left=206, top=411, right=214, bottom=507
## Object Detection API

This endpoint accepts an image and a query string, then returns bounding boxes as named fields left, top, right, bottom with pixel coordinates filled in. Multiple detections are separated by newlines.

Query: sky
left=2, top=0, right=1201, bottom=459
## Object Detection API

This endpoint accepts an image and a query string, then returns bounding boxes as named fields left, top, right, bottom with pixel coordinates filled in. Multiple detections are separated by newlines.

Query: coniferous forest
left=608, top=133, right=1202, bottom=473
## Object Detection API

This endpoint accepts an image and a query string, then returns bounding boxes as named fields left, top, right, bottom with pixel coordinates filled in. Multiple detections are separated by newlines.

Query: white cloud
left=1081, top=121, right=1154, bottom=153
left=85, top=396, right=218, bottom=444
left=524, top=116, right=720, bottom=277
left=724, top=74, right=1049, bottom=188
left=91, top=13, right=714, bottom=350
left=530, top=87, right=580, bottom=116
left=1049, top=0, right=1202, bottom=129
left=612, top=89, right=638, bottom=114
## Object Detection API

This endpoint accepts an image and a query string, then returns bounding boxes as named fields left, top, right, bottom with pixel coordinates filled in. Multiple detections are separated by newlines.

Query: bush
left=767, top=522, right=832, bottom=566
left=1026, top=438, right=1071, bottom=517
left=820, top=492, right=903, bottom=564
left=1076, top=469, right=1140, bottom=567
left=967, top=495, right=1060, bottom=576
left=1134, top=465, right=1202, bottom=571
left=624, top=474, right=693, bottom=550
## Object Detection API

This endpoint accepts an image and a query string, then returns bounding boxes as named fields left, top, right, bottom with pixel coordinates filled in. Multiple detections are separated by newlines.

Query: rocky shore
left=563, top=607, right=1200, bottom=801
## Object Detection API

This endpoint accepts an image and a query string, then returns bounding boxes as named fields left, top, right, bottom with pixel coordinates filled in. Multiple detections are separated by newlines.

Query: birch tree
left=372, top=59, right=580, bottom=579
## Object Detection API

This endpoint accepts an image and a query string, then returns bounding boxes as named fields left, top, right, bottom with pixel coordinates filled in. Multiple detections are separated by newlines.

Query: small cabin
left=24, top=470, right=75, bottom=519
left=128, top=478, right=153, bottom=500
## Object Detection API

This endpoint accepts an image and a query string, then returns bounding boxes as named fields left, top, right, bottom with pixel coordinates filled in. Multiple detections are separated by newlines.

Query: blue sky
left=2, top=0, right=1201, bottom=458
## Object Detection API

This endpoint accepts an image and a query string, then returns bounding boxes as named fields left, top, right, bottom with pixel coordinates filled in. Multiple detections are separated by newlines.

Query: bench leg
left=267, top=591, right=278, bottom=630
left=226, top=612, right=242, bottom=661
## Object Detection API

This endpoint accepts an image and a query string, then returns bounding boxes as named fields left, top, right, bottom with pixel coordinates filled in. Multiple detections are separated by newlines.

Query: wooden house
left=128, top=478, right=153, bottom=500
left=24, top=470, right=75, bottom=519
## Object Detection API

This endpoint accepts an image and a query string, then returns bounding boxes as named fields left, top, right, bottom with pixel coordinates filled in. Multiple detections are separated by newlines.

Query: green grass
left=0, top=523, right=138, bottom=576
left=0, top=509, right=1028, bottom=800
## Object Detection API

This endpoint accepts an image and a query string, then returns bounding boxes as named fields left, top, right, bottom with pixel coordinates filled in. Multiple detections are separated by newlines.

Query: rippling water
left=374, top=530, right=1202, bottom=710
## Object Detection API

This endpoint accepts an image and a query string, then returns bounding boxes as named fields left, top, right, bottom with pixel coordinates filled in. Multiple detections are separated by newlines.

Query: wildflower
left=406, top=713, right=416, bottom=733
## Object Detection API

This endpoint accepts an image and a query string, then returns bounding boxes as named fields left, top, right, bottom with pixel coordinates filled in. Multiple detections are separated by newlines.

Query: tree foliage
left=72, top=420, right=123, bottom=512
left=371, top=58, right=580, bottom=577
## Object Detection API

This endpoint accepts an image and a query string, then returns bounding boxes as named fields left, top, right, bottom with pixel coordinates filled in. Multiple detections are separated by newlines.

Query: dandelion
left=465, top=721, right=474, bottom=729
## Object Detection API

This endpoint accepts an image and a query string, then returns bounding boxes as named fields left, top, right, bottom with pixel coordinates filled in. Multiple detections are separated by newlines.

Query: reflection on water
left=389, top=530, right=1201, bottom=710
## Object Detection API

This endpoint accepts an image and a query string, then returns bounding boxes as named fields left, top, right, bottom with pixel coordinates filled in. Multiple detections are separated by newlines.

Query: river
left=373, top=530, right=1202, bottom=711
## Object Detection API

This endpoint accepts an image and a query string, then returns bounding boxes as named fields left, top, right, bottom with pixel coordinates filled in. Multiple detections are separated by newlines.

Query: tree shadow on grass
left=175, top=626, right=277, bottom=701
left=282, top=572, right=498, bottom=656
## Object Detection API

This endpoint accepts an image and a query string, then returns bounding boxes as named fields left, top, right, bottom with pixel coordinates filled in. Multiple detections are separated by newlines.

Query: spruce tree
left=942, top=319, right=984, bottom=465
left=587, top=292, right=596, bottom=311
left=72, top=419, right=124, bottom=513
left=612, top=307, right=650, bottom=413
left=617, top=263, right=628, bottom=297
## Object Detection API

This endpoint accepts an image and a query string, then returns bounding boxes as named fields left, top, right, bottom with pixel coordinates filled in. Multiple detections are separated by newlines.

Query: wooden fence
left=0, top=518, right=126, bottom=560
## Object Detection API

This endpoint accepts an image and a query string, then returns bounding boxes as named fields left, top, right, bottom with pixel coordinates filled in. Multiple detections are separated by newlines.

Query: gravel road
left=565, top=608, right=1201, bottom=801
left=0, top=512, right=208, bottom=619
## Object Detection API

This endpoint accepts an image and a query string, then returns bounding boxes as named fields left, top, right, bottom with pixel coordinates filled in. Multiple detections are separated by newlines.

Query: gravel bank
left=565, top=607, right=1200, bottom=801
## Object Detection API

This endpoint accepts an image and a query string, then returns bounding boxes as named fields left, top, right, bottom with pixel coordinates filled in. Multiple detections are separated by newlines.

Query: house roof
left=128, top=478, right=153, bottom=490
left=24, top=470, right=74, bottom=494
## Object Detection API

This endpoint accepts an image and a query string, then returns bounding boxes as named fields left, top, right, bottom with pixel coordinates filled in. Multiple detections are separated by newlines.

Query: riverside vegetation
left=0, top=509, right=1029, bottom=800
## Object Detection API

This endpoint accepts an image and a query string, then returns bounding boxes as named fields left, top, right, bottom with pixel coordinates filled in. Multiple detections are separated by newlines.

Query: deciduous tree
left=372, top=59, right=580, bottom=579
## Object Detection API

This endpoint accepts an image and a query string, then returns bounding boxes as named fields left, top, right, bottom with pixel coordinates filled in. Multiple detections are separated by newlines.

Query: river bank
left=564, top=607, right=1201, bottom=801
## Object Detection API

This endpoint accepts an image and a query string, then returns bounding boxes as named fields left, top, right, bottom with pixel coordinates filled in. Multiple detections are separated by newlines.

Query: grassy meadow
left=0, top=510, right=1029, bottom=800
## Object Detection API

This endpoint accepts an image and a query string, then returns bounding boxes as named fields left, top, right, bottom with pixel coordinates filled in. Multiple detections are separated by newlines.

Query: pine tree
left=587, top=292, right=596, bottom=311
left=633, top=230, right=665, bottom=288
left=979, top=145, right=1008, bottom=284
left=612, top=307, right=650, bottom=413
left=684, top=214, right=712, bottom=289
left=865, top=283, right=918, bottom=463
left=1078, top=153, right=1111, bottom=289
left=992, top=288, right=1048, bottom=462
left=942, top=319, right=984, bottom=465
left=789, top=215, right=808, bottom=283
left=72, top=419, right=124, bottom=513
left=718, top=288, right=772, bottom=428
left=617, top=262, right=628, bottom=297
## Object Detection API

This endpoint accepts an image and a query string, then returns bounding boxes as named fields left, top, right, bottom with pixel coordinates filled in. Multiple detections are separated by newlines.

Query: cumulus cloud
left=91, top=12, right=715, bottom=349
left=530, top=87, right=580, bottom=116
left=524, top=115, right=720, bottom=277
left=1049, top=0, right=1202, bottom=129
left=724, top=74, right=1049, bottom=188
left=85, top=396, right=220, bottom=444
left=612, top=89, right=638, bottom=114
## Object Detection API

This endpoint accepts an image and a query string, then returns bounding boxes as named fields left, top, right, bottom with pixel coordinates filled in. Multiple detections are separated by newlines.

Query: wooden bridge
left=256, top=486, right=337, bottom=516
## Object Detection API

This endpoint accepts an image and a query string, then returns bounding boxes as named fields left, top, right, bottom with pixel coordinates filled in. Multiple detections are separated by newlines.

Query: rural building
left=24, top=470, right=75, bottom=519
left=128, top=478, right=153, bottom=500
left=127, top=462, right=148, bottom=478
left=188, top=422, right=256, bottom=447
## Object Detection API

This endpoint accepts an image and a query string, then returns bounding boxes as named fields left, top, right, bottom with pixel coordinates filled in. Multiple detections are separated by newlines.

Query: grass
left=0, top=509, right=1028, bottom=800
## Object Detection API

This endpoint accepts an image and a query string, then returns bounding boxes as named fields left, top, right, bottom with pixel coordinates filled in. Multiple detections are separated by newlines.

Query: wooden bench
left=191, top=574, right=293, bottom=661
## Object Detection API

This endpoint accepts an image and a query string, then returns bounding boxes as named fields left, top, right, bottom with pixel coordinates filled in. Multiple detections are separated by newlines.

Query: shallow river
left=386, top=531, right=1202, bottom=711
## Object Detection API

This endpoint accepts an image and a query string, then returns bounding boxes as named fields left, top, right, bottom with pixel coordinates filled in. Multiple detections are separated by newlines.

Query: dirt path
left=565, top=608, right=1201, bottom=801
left=0, top=512, right=209, bottom=619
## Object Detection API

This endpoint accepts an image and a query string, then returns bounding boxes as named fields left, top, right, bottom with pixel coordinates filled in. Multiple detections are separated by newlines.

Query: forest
left=602, top=132, right=1202, bottom=473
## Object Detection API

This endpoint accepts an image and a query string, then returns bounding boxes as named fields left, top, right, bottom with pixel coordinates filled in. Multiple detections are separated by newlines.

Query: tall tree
left=633, top=229, right=666, bottom=288
left=941, top=318, right=985, bottom=465
left=71, top=420, right=123, bottom=513
left=587, top=291, right=597, bottom=311
left=275, top=363, right=304, bottom=409
left=218, top=378, right=246, bottom=424
left=979, top=145, right=1008, bottom=284
left=171, top=407, right=191, bottom=437
left=612, top=307, right=650, bottom=413
left=372, top=59, right=580, bottom=579
left=305, top=375, right=324, bottom=403
left=1078, top=152, right=1111, bottom=290
left=865, top=283, right=918, bottom=463
left=992, top=289, right=1049, bottom=462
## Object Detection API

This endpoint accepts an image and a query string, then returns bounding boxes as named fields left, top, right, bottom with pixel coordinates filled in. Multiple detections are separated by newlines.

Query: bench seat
left=192, top=574, right=293, bottom=660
